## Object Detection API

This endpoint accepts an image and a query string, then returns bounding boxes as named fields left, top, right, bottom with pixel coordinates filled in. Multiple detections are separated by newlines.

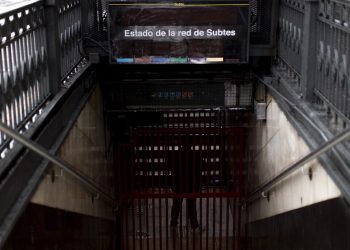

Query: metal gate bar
left=116, top=127, right=244, bottom=250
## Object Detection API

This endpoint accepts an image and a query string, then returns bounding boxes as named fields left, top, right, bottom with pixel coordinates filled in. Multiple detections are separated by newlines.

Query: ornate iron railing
left=278, top=0, right=304, bottom=83
left=316, top=0, right=350, bottom=120
left=0, top=1, right=49, bottom=157
left=0, top=0, right=100, bottom=157
left=57, top=0, right=82, bottom=80
left=277, top=0, right=350, bottom=122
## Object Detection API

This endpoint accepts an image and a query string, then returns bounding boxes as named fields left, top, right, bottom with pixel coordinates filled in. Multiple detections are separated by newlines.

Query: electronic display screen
left=109, top=1, right=250, bottom=64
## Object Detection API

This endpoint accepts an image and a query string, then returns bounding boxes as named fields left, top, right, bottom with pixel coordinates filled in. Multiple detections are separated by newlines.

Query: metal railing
left=278, top=0, right=304, bottom=81
left=249, top=77, right=350, bottom=204
left=57, top=0, right=82, bottom=80
left=277, top=0, right=350, bottom=121
left=316, top=0, right=350, bottom=120
left=117, top=127, right=244, bottom=250
left=0, top=0, right=102, bottom=157
left=247, top=126, right=350, bottom=203
left=0, top=2, right=106, bottom=245
left=0, top=0, right=50, bottom=157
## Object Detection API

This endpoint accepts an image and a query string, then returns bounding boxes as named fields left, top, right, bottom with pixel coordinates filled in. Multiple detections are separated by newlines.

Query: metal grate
left=249, top=0, right=274, bottom=45
left=116, top=127, right=244, bottom=250
left=82, top=0, right=107, bottom=40
left=80, top=0, right=109, bottom=56
left=160, top=111, right=223, bottom=129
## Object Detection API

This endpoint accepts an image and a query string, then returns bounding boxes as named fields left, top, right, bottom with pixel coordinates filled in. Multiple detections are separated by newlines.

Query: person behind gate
left=169, top=141, right=202, bottom=231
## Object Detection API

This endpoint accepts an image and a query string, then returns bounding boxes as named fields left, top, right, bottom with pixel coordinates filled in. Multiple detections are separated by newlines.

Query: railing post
left=44, top=0, right=62, bottom=95
left=270, top=0, right=280, bottom=49
left=301, top=0, right=319, bottom=101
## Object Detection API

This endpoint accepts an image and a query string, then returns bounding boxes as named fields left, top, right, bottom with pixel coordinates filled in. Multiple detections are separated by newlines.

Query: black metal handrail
left=250, top=75, right=350, bottom=205
left=246, top=126, right=350, bottom=203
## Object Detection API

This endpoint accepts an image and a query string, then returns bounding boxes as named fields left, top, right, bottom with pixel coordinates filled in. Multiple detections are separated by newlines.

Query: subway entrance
left=114, top=110, right=247, bottom=250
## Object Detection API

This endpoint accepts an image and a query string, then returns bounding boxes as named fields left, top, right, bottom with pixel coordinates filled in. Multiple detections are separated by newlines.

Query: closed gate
left=116, top=127, right=244, bottom=250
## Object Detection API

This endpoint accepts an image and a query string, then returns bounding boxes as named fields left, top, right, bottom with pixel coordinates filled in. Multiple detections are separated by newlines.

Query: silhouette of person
left=169, top=142, right=201, bottom=230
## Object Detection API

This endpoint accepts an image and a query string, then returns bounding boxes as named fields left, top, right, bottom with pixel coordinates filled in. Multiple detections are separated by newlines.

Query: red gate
left=116, top=127, right=244, bottom=250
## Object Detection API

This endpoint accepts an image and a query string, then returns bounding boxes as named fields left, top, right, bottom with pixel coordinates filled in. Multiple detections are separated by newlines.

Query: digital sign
left=109, top=1, right=250, bottom=64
